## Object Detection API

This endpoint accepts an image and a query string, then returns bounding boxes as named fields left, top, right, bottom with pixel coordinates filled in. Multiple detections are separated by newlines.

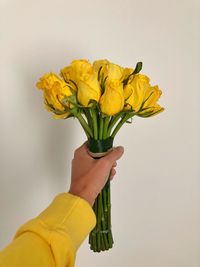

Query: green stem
left=84, top=109, right=93, bottom=132
left=111, top=113, right=134, bottom=138
left=90, top=201, right=97, bottom=251
left=99, top=115, right=104, bottom=140
left=103, top=188, right=108, bottom=228
left=76, top=113, right=93, bottom=138
left=103, top=117, right=110, bottom=139
left=97, top=194, right=101, bottom=251
left=106, top=180, right=113, bottom=247
left=107, top=113, right=122, bottom=136
left=100, top=190, right=109, bottom=249
left=90, top=109, right=98, bottom=140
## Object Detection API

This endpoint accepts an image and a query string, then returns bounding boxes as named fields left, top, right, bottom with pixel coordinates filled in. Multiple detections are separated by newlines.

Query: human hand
left=69, top=141, right=124, bottom=206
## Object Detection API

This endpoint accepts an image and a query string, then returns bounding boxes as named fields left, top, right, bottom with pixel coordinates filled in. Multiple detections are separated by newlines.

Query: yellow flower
left=93, top=59, right=124, bottom=81
left=138, top=85, right=164, bottom=116
left=71, top=59, right=93, bottom=80
left=124, top=74, right=164, bottom=116
left=93, top=59, right=109, bottom=73
left=36, top=73, right=72, bottom=116
left=122, top=67, right=134, bottom=83
left=67, top=60, right=101, bottom=107
left=106, top=62, right=124, bottom=80
left=77, top=71, right=101, bottom=107
left=53, top=112, right=71, bottom=119
left=100, top=80, right=124, bottom=116
left=124, top=84, right=133, bottom=100
left=61, top=59, right=92, bottom=91
left=125, top=74, right=150, bottom=112
left=142, top=85, right=162, bottom=108
left=60, top=66, right=77, bottom=91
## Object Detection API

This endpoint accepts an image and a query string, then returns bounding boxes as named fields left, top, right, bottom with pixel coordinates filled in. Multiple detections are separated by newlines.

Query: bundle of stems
left=76, top=108, right=134, bottom=252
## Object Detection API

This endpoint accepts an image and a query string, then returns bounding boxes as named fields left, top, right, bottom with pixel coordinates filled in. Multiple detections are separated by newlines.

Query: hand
left=69, top=141, right=124, bottom=206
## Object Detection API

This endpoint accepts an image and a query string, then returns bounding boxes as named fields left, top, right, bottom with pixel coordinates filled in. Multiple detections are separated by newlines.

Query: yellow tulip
left=100, top=80, right=124, bottom=116
left=36, top=72, right=72, bottom=113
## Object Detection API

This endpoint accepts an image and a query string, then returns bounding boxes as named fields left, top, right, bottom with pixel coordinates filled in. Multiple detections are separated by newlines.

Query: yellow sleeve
left=0, top=193, right=96, bottom=267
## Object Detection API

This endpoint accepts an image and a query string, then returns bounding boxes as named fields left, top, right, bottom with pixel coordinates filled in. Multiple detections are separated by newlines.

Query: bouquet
left=36, top=59, right=164, bottom=252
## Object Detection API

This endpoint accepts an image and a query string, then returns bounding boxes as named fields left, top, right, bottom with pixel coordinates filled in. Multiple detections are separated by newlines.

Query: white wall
left=0, top=0, right=199, bottom=266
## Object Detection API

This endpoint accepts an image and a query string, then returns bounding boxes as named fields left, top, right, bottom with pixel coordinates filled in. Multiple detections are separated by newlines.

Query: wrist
left=68, top=188, right=96, bottom=206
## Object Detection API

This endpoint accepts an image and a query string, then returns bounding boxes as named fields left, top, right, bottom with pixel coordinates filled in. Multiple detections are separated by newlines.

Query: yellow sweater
left=0, top=193, right=96, bottom=267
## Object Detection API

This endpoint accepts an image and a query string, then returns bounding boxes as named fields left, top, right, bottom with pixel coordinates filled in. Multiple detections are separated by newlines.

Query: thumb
left=101, top=146, right=124, bottom=167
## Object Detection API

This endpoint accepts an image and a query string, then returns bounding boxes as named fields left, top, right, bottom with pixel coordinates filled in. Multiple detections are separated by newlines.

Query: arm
left=0, top=142, right=124, bottom=267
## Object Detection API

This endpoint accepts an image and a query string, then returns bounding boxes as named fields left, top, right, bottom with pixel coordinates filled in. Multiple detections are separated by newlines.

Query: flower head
left=124, top=74, right=164, bottom=117
left=100, top=80, right=124, bottom=116
left=36, top=73, right=73, bottom=118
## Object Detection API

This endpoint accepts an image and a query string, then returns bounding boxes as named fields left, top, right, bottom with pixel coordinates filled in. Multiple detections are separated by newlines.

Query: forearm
left=0, top=193, right=96, bottom=267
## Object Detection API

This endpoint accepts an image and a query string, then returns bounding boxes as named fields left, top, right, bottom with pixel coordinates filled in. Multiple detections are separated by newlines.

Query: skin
left=69, top=141, right=124, bottom=206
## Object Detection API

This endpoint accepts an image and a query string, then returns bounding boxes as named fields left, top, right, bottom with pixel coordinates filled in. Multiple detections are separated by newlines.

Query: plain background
left=0, top=0, right=199, bottom=266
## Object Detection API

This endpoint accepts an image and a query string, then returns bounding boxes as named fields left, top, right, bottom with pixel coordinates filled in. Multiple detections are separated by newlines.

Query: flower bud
left=100, top=80, right=124, bottom=116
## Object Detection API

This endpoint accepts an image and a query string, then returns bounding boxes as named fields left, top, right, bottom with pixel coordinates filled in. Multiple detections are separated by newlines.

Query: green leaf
left=123, top=61, right=143, bottom=86
left=133, top=62, right=143, bottom=74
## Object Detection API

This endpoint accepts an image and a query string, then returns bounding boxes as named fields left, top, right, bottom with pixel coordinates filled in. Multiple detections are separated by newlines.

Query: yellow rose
left=53, top=112, right=71, bottom=119
left=100, top=80, right=124, bottom=116
left=106, top=62, right=124, bottom=80
left=124, top=83, right=133, bottom=100
left=122, top=62, right=143, bottom=85
left=61, top=59, right=93, bottom=91
left=93, top=59, right=124, bottom=81
left=71, top=59, right=93, bottom=80
left=61, top=59, right=100, bottom=107
left=124, top=74, right=150, bottom=112
left=93, top=59, right=110, bottom=73
left=138, top=85, right=164, bottom=117
left=122, top=67, right=134, bottom=83
left=60, top=66, right=77, bottom=91
left=36, top=73, right=72, bottom=116
left=124, top=74, right=164, bottom=116
left=142, top=85, right=162, bottom=108
left=77, top=71, right=101, bottom=107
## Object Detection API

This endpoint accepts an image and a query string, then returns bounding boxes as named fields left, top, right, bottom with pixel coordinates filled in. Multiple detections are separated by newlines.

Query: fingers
left=101, top=146, right=124, bottom=167
left=110, top=167, right=116, bottom=180
left=74, top=141, right=92, bottom=160
left=113, top=162, right=117, bottom=167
